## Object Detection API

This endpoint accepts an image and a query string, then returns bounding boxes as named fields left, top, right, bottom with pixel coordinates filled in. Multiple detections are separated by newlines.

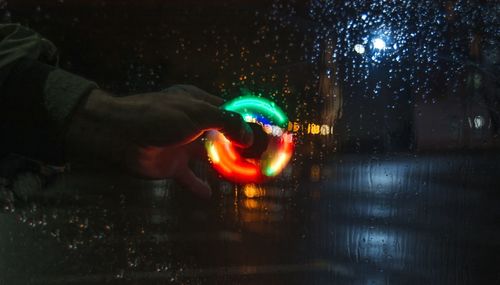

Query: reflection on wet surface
left=1, top=153, right=499, bottom=284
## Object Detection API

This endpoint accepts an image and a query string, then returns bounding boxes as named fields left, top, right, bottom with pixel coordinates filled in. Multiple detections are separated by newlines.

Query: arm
left=0, top=25, right=253, bottom=197
left=0, top=24, right=98, bottom=164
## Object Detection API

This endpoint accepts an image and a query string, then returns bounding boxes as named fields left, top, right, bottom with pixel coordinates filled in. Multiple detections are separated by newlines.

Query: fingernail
left=222, top=111, right=254, bottom=147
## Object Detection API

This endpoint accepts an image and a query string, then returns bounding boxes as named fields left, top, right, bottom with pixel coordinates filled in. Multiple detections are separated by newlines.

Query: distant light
left=474, top=115, right=485, bottom=129
left=372, top=38, right=386, bottom=50
left=243, top=199, right=259, bottom=210
left=354, top=44, right=365, bottom=54
left=243, top=184, right=262, bottom=198
left=361, top=14, right=367, bottom=20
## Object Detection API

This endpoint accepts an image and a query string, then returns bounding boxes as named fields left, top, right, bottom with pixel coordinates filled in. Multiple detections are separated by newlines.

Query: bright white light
left=354, top=44, right=365, bottom=54
left=474, top=115, right=485, bottom=129
left=372, top=38, right=386, bottom=50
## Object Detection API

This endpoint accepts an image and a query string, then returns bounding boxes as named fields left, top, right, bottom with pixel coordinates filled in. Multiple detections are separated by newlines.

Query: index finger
left=176, top=85, right=225, bottom=106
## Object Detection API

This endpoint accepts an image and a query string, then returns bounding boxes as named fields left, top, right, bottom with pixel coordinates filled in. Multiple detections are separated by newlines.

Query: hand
left=66, top=85, right=254, bottom=198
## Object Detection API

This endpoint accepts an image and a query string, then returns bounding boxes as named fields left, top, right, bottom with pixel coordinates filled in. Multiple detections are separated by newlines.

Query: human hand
left=66, top=85, right=254, bottom=198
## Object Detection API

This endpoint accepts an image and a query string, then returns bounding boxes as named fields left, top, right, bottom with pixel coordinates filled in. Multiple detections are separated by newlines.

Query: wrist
left=77, top=89, right=118, bottom=120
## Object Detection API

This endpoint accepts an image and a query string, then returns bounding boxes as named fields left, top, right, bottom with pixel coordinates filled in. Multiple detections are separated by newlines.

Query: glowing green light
left=223, top=96, right=288, bottom=128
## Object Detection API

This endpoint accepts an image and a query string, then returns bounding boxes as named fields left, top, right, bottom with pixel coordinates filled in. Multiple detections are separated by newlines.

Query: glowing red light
left=205, top=96, right=294, bottom=183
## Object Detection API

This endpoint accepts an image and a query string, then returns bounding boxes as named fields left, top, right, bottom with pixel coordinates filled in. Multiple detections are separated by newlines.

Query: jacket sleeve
left=0, top=24, right=98, bottom=164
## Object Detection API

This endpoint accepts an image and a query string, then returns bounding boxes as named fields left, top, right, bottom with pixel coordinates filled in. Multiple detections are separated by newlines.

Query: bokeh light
left=372, top=38, right=386, bottom=50
left=354, top=44, right=366, bottom=54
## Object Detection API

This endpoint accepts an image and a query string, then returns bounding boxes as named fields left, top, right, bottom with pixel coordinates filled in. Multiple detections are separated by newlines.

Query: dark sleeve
left=0, top=24, right=98, bottom=164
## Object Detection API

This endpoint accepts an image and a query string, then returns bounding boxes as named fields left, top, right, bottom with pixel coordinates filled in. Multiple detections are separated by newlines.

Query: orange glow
left=243, top=184, right=264, bottom=198
left=207, top=144, right=220, bottom=163
left=263, top=133, right=293, bottom=175
left=215, top=158, right=233, bottom=174
left=224, top=139, right=238, bottom=161
left=206, top=131, right=261, bottom=183
left=206, top=128, right=294, bottom=183
left=243, top=199, right=260, bottom=210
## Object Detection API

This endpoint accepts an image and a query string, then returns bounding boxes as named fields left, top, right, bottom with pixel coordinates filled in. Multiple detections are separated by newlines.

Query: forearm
left=1, top=58, right=97, bottom=164
left=0, top=24, right=98, bottom=165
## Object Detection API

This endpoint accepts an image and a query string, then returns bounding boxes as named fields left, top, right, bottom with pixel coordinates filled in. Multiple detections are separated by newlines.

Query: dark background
left=7, top=0, right=498, bottom=153
left=1, top=1, right=499, bottom=284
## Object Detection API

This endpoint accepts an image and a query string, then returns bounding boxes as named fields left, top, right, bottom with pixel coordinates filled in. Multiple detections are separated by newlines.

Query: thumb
left=175, top=167, right=212, bottom=199
left=192, top=102, right=254, bottom=148
left=219, top=110, right=255, bottom=148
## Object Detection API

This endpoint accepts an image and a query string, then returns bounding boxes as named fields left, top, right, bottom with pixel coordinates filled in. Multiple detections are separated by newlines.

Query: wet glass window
left=0, top=0, right=499, bottom=284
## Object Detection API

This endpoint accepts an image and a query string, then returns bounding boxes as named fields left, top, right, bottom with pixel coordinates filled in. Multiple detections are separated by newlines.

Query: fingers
left=175, top=85, right=225, bottom=106
left=185, top=137, right=206, bottom=157
left=188, top=102, right=254, bottom=148
left=175, top=167, right=212, bottom=199
left=160, top=85, right=254, bottom=147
